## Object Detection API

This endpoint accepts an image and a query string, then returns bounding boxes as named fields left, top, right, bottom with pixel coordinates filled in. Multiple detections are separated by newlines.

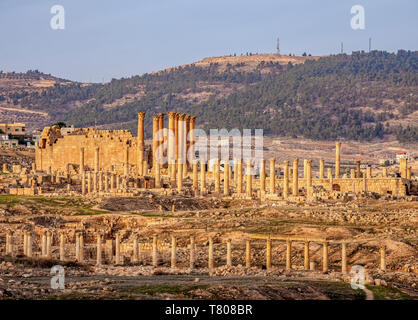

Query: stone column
left=81, top=171, right=86, bottom=195
left=174, top=113, right=179, bottom=163
left=124, top=146, right=129, bottom=177
left=6, top=231, right=13, bottom=255
left=259, top=159, right=266, bottom=193
left=304, top=241, right=310, bottom=270
left=116, top=174, right=120, bottom=190
left=60, top=233, right=65, bottom=261
left=104, top=173, right=109, bottom=192
left=75, top=232, right=80, bottom=261
left=328, top=168, right=333, bottom=191
left=292, top=158, right=299, bottom=196
left=24, top=231, right=27, bottom=256
left=226, top=239, right=232, bottom=267
left=189, top=236, right=195, bottom=269
left=283, top=161, right=289, bottom=198
left=137, top=112, right=146, bottom=176
left=266, top=238, right=272, bottom=269
left=245, top=240, right=251, bottom=268
left=96, top=233, right=102, bottom=265
left=98, top=172, right=103, bottom=192
left=407, top=167, right=411, bottom=179
left=87, top=171, right=92, bottom=194
left=80, top=147, right=85, bottom=174
left=27, top=232, right=32, bottom=258
left=133, top=236, right=139, bottom=263
left=401, top=158, right=408, bottom=179
left=303, top=159, right=308, bottom=180
left=366, top=166, right=372, bottom=179
left=335, top=142, right=341, bottom=178
left=168, top=112, right=176, bottom=181
left=158, top=113, right=165, bottom=166
left=189, top=116, right=196, bottom=166
left=356, top=161, right=361, bottom=178
left=269, top=158, right=275, bottom=194
left=214, top=159, right=220, bottom=194
left=191, top=160, right=198, bottom=190
left=152, top=235, right=158, bottom=267
left=152, top=115, right=159, bottom=170
left=322, top=241, right=328, bottom=272
left=184, top=115, right=191, bottom=167
left=286, top=239, right=292, bottom=270
left=41, top=230, right=47, bottom=257
left=143, top=161, right=148, bottom=176
left=233, top=159, right=238, bottom=186
left=350, top=169, right=356, bottom=179
left=177, top=162, right=183, bottom=192
left=246, top=161, right=252, bottom=197
left=93, top=172, right=97, bottom=193
left=110, top=173, right=115, bottom=191
left=115, top=233, right=121, bottom=265
left=94, top=147, right=100, bottom=173
left=2, top=163, right=8, bottom=173
left=178, top=114, right=186, bottom=166
left=223, top=162, right=230, bottom=196
left=79, top=232, right=84, bottom=262
left=319, top=159, right=324, bottom=179
left=237, top=159, right=243, bottom=194
left=155, top=162, right=161, bottom=188
left=306, top=160, right=312, bottom=199
left=208, top=237, right=214, bottom=271
left=200, top=161, right=206, bottom=194
left=380, top=246, right=386, bottom=271
left=341, top=242, right=347, bottom=274
left=171, top=235, right=177, bottom=268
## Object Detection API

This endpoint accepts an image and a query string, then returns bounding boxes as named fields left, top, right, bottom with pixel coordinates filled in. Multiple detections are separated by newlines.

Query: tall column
left=174, top=113, right=179, bottom=163
left=223, top=162, right=230, bottom=196
left=304, top=241, right=310, bottom=270
left=226, top=239, right=232, bottom=267
left=237, top=159, right=243, bottom=194
left=184, top=115, right=191, bottom=167
left=81, top=171, right=86, bottom=195
left=341, top=242, right=347, bottom=274
left=80, top=147, right=85, bottom=174
left=137, top=112, right=146, bottom=176
left=214, top=159, right=220, bottom=194
left=319, top=159, right=324, bottom=179
left=200, top=161, right=206, bottom=194
left=98, top=172, right=103, bottom=192
left=152, top=115, right=159, bottom=169
left=158, top=113, right=165, bottom=166
left=24, top=231, right=27, bottom=256
left=286, top=238, right=292, bottom=270
left=269, top=158, right=275, bottom=194
left=93, top=172, right=98, bottom=193
left=27, top=232, right=32, bottom=258
left=192, top=160, right=198, bottom=190
left=96, top=233, right=102, bottom=265
left=208, top=237, right=214, bottom=271
left=306, top=160, right=312, bottom=199
left=155, top=162, right=161, bottom=188
left=335, top=142, right=341, bottom=178
left=292, top=158, right=299, bottom=196
left=171, top=235, right=177, bottom=268
left=266, top=238, right=272, bottom=269
left=351, top=169, right=356, bottom=179
left=87, top=171, right=92, bottom=194
left=75, top=232, right=80, bottom=261
left=380, top=246, right=386, bottom=271
left=178, top=114, right=186, bottom=166
left=177, top=162, right=183, bottom=192
left=152, top=235, right=158, bottom=267
left=366, top=166, right=372, bottom=179
left=79, top=232, right=84, bottom=262
left=110, top=173, right=115, bottom=191
left=104, top=172, right=109, bottom=192
left=124, top=146, right=129, bottom=177
left=60, top=233, right=65, bottom=261
left=356, top=161, right=361, bottom=178
left=189, top=116, right=196, bottom=166
left=94, top=147, right=100, bottom=172
left=133, top=236, right=139, bottom=262
left=245, top=240, right=251, bottom=268
left=246, top=160, right=252, bottom=197
left=259, top=159, right=266, bottom=193
left=400, top=158, right=407, bottom=179
left=407, top=167, right=411, bottom=180
left=46, top=231, right=52, bottom=258
left=322, top=241, right=328, bottom=272
left=189, top=236, right=195, bottom=269
left=115, top=233, right=121, bottom=265
left=6, top=231, right=12, bottom=255
left=283, top=161, right=289, bottom=198
left=168, top=112, right=176, bottom=181
left=41, top=230, right=47, bottom=257
left=303, top=159, right=308, bottom=180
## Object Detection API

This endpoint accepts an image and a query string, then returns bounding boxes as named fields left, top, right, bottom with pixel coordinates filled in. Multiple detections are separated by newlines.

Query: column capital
left=168, top=111, right=177, bottom=119
left=178, top=113, right=186, bottom=120
left=137, top=112, right=146, bottom=119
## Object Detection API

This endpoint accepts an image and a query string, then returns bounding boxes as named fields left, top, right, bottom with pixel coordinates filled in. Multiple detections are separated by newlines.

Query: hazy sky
left=0, top=0, right=417, bottom=82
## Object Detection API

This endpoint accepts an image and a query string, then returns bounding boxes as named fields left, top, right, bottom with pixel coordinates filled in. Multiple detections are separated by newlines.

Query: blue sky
left=0, top=0, right=417, bottom=82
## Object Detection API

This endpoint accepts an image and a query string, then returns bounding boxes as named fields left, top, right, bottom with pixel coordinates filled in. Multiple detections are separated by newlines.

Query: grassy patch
left=366, top=285, right=416, bottom=300
left=124, top=284, right=209, bottom=297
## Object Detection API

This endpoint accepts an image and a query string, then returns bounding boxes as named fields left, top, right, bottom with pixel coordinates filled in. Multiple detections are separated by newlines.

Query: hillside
left=1, top=51, right=417, bottom=142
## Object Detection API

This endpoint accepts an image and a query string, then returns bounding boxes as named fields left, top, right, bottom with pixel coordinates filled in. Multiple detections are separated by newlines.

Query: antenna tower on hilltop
left=276, top=37, right=280, bottom=55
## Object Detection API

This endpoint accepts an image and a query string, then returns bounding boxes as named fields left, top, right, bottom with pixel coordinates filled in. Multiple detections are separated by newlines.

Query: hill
left=1, top=51, right=417, bottom=142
